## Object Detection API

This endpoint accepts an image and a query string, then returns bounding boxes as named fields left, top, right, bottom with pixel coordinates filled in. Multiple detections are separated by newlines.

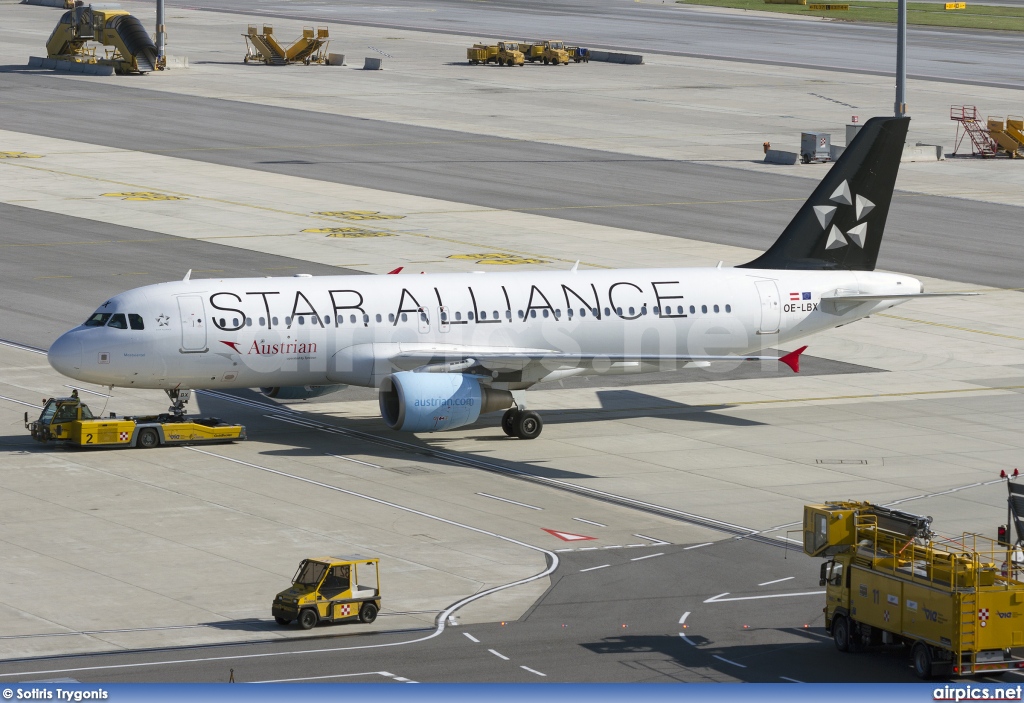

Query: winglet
left=571, top=260, right=579, bottom=273
left=780, top=346, right=808, bottom=373
left=387, top=267, right=403, bottom=274
left=183, top=269, right=192, bottom=282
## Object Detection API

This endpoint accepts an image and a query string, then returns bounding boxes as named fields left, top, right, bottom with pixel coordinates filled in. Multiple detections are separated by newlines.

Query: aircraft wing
left=821, top=292, right=979, bottom=302
left=390, top=345, right=808, bottom=373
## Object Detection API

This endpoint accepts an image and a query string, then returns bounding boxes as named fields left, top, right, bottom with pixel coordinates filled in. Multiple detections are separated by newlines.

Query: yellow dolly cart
left=25, top=395, right=245, bottom=449
left=804, top=500, right=1024, bottom=678
left=273, top=556, right=381, bottom=629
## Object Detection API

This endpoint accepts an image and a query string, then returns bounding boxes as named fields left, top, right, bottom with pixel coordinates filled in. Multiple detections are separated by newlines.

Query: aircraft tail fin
left=739, top=116, right=909, bottom=272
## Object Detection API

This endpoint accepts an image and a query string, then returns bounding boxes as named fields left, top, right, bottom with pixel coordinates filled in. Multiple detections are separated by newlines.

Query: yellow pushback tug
left=26, top=393, right=245, bottom=448
left=804, top=501, right=1024, bottom=678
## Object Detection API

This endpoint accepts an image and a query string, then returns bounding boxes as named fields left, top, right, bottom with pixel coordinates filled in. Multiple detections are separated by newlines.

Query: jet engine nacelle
left=259, top=384, right=347, bottom=400
left=378, top=372, right=513, bottom=432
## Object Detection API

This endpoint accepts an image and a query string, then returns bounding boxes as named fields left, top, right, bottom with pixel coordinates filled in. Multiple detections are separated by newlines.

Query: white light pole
left=895, top=0, right=907, bottom=116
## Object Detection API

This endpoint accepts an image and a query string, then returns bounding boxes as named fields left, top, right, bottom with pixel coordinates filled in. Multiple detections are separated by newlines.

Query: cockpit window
left=84, top=313, right=112, bottom=327
left=107, top=314, right=128, bottom=330
left=128, top=314, right=145, bottom=331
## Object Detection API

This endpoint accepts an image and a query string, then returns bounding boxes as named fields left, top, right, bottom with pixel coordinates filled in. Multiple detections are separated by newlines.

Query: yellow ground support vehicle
left=25, top=395, right=245, bottom=449
left=804, top=501, right=1024, bottom=678
left=272, top=557, right=381, bottom=629
left=243, top=25, right=330, bottom=66
left=467, top=41, right=524, bottom=66
left=522, top=40, right=570, bottom=65
left=46, top=7, right=160, bottom=74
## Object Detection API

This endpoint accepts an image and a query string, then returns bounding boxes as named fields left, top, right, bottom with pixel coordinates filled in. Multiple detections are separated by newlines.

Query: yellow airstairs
left=243, top=25, right=330, bottom=65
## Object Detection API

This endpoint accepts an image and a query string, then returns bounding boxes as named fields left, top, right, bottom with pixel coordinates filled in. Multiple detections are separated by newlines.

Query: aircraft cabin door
left=417, top=306, right=430, bottom=334
left=438, top=306, right=450, bottom=333
left=755, top=280, right=781, bottom=335
left=177, top=295, right=208, bottom=353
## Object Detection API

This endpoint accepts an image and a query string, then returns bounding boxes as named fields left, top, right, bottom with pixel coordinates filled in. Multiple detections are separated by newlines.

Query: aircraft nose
left=48, top=332, right=83, bottom=378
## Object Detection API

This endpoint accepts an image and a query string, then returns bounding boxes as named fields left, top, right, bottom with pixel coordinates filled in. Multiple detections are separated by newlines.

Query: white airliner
left=46, top=116, right=962, bottom=439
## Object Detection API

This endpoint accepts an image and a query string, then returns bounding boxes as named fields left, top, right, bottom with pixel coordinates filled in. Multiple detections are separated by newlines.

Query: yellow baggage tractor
left=804, top=501, right=1024, bottom=678
left=25, top=394, right=245, bottom=448
left=273, top=556, right=382, bottom=629
left=467, top=41, right=524, bottom=66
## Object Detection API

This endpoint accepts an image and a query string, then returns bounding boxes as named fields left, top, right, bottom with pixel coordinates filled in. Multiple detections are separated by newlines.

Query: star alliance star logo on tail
left=813, top=179, right=874, bottom=250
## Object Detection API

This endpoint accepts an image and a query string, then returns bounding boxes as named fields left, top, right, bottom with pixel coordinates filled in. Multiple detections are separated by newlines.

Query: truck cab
left=273, top=556, right=382, bottom=629
left=26, top=396, right=94, bottom=442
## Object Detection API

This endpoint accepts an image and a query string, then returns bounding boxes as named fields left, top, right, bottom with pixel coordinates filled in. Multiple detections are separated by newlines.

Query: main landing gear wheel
left=514, top=410, right=543, bottom=440
left=501, top=408, right=518, bottom=436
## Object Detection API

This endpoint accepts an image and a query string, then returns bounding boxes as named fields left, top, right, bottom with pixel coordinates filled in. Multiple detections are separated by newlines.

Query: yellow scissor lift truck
left=467, top=42, right=524, bottom=66
left=273, top=557, right=381, bottom=629
left=46, top=6, right=161, bottom=74
left=804, top=501, right=1024, bottom=679
left=25, top=392, right=245, bottom=449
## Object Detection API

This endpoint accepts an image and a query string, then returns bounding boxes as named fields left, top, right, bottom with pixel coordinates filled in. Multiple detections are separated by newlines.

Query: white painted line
left=625, top=544, right=646, bottom=548
left=520, top=666, right=547, bottom=677
left=580, top=564, right=610, bottom=572
left=393, top=677, right=414, bottom=682
left=63, top=385, right=111, bottom=398
left=780, top=676, right=804, bottom=683
left=477, top=493, right=543, bottom=511
left=463, top=633, right=480, bottom=643
left=554, top=549, right=573, bottom=552
left=631, top=552, right=664, bottom=562
left=633, top=533, right=670, bottom=545
left=327, top=453, right=382, bottom=469
left=488, top=649, right=509, bottom=661
left=679, top=634, right=697, bottom=646
left=447, top=616, right=457, bottom=626
left=759, top=576, right=795, bottom=586
left=573, top=518, right=606, bottom=527
left=679, top=612, right=691, bottom=626
left=603, top=545, right=623, bottom=549
left=578, top=547, right=599, bottom=551
left=712, top=655, right=747, bottom=669
left=0, top=394, right=42, bottom=409
left=799, top=629, right=830, bottom=640
left=254, top=671, right=392, bottom=683
left=773, top=536, right=802, bottom=544
left=705, top=591, right=825, bottom=603
left=684, top=542, right=714, bottom=550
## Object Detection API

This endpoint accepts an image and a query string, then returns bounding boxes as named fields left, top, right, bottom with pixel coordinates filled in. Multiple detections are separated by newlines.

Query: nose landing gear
left=501, top=406, right=543, bottom=440
left=165, top=388, right=191, bottom=419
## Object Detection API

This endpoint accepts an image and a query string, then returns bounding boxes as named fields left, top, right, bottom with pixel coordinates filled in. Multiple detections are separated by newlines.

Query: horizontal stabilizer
left=821, top=292, right=979, bottom=302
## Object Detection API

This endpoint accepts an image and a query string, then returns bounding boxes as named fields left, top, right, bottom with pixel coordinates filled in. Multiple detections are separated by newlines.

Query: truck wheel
left=832, top=615, right=850, bottom=652
left=501, top=408, right=518, bottom=436
left=137, top=428, right=159, bottom=449
left=359, top=603, right=378, bottom=624
left=274, top=616, right=291, bottom=626
left=298, top=609, right=318, bottom=630
left=543, top=57, right=549, bottom=65
left=912, top=642, right=933, bottom=680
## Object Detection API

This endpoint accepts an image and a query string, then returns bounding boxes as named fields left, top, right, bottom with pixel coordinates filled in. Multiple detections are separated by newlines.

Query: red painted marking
left=387, top=267, right=403, bottom=274
left=220, top=340, right=242, bottom=353
left=779, top=346, right=807, bottom=374
left=542, top=528, right=596, bottom=542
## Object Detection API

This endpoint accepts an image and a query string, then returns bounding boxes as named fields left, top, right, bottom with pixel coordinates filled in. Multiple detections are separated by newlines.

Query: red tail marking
left=779, top=346, right=808, bottom=373
left=387, top=267, right=403, bottom=274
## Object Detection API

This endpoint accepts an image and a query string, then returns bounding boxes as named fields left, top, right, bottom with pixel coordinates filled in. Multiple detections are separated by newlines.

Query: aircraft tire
left=515, top=410, right=543, bottom=440
left=501, top=408, right=518, bottom=436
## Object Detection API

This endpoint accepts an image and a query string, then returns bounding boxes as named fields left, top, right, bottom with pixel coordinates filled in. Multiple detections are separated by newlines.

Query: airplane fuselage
left=48, top=267, right=920, bottom=391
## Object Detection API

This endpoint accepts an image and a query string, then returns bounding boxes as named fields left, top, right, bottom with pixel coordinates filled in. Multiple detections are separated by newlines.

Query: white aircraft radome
left=46, top=117, right=970, bottom=439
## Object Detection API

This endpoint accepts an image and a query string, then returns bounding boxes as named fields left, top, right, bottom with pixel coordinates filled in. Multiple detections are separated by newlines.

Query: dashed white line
left=712, top=655, right=747, bottom=668
left=254, top=671, right=397, bottom=683
left=488, top=649, right=509, bottom=661
left=555, top=549, right=573, bottom=552
left=630, top=552, right=664, bottom=561
left=520, top=666, right=547, bottom=677
left=573, top=518, right=606, bottom=527
left=580, top=564, right=610, bottom=572
left=758, top=576, right=795, bottom=586
left=327, top=453, right=382, bottom=469
left=625, top=544, right=646, bottom=548
left=578, top=547, right=599, bottom=551
left=679, top=612, right=691, bottom=625
left=603, top=545, right=623, bottom=549
left=633, top=533, right=670, bottom=545
left=463, top=633, right=480, bottom=643
left=476, top=493, right=543, bottom=510
left=683, top=542, right=714, bottom=550
left=705, top=591, right=824, bottom=603
left=780, top=676, right=805, bottom=683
